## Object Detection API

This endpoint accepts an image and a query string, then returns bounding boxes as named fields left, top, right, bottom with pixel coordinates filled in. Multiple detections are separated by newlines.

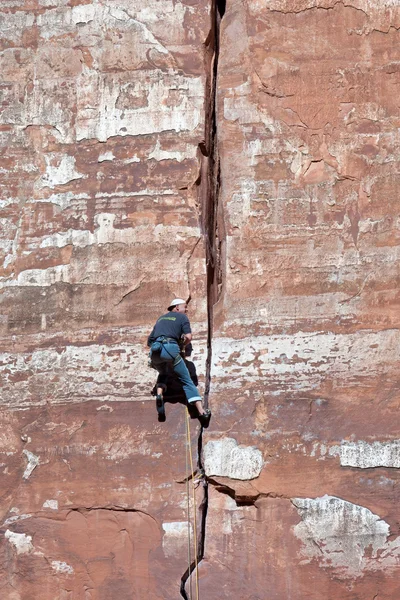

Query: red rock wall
left=0, top=1, right=209, bottom=598
left=1, top=1, right=400, bottom=599
left=203, top=1, right=400, bottom=598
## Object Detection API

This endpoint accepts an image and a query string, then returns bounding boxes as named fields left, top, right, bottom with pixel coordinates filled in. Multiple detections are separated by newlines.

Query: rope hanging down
left=185, top=407, right=200, bottom=600
left=185, top=413, right=192, bottom=600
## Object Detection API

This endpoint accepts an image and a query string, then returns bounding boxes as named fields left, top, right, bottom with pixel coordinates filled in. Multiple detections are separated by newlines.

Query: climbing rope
left=185, top=407, right=200, bottom=600
left=185, top=418, right=192, bottom=600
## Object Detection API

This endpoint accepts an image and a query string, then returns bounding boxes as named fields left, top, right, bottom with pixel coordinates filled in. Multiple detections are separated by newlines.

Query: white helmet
left=167, top=298, right=186, bottom=311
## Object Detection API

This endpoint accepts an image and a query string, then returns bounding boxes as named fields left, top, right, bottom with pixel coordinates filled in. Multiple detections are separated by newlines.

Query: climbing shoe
left=198, top=409, right=211, bottom=428
left=156, top=394, right=166, bottom=422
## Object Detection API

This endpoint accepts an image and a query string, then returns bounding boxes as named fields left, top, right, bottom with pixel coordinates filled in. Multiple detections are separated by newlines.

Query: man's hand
left=180, top=334, right=191, bottom=347
left=181, top=333, right=192, bottom=345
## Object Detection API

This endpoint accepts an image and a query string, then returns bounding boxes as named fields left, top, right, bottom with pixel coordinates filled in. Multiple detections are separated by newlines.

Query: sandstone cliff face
left=1, top=1, right=400, bottom=599
left=0, top=1, right=209, bottom=598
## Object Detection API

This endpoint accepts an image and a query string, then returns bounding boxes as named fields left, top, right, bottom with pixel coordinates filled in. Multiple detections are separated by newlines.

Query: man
left=148, top=298, right=211, bottom=426
left=151, top=342, right=199, bottom=402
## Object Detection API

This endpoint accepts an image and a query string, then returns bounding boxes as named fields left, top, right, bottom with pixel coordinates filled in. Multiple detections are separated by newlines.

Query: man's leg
left=155, top=372, right=167, bottom=397
left=156, top=381, right=166, bottom=396
left=155, top=363, right=168, bottom=422
left=172, top=357, right=202, bottom=406
left=173, top=357, right=211, bottom=426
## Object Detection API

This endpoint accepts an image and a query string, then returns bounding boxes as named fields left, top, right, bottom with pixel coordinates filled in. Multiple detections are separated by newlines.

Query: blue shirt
left=147, top=312, right=191, bottom=346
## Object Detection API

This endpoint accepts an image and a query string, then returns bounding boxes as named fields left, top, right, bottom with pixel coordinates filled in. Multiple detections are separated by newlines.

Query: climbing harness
left=185, top=407, right=200, bottom=600
left=149, top=337, right=183, bottom=367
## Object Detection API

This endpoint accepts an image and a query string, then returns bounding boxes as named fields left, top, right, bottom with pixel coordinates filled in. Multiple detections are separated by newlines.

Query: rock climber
left=151, top=342, right=199, bottom=402
left=148, top=298, right=211, bottom=427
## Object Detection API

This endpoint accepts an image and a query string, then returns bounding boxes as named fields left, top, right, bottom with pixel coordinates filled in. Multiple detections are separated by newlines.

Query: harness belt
left=155, top=336, right=179, bottom=344
left=151, top=336, right=182, bottom=364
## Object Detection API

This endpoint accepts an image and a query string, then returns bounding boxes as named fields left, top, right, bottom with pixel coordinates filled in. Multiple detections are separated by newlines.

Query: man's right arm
left=181, top=315, right=192, bottom=344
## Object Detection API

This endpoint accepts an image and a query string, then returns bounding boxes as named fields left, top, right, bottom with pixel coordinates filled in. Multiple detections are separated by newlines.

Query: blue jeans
left=150, top=340, right=201, bottom=403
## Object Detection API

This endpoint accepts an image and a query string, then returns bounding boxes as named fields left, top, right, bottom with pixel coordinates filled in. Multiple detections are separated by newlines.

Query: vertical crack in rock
left=180, top=1, right=225, bottom=598
left=202, top=0, right=225, bottom=409
left=179, top=427, right=210, bottom=600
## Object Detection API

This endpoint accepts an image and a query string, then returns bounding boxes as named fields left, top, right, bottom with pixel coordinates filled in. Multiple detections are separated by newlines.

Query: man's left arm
left=147, top=327, right=156, bottom=347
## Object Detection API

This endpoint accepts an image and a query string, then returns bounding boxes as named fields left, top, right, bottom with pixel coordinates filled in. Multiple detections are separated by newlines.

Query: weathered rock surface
left=203, top=0, right=400, bottom=597
left=0, top=1, right=209, bottom=598
left=1, top=0, right=400, bottom=599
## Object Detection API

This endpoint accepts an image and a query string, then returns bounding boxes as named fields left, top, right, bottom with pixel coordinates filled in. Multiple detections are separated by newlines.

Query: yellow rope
left=185, top=421, right=192, bottom=600
left=185, top=407, right=200, bottom=600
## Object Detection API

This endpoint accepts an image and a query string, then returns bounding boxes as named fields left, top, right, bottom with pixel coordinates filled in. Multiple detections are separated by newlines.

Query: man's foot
left=198, top=409, right=211, bottom=428
left=156, top=394, right=166, bottom=422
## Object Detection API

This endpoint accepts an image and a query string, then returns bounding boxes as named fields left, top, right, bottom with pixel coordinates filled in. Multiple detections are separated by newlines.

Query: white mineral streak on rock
left=96, top=405, right=114, bottom=412
left=22, top=450, right=40, bottom=479
left=97, top=151, right=115, bottom=163
left=107, top=6, right=169, bottom=55
left=162, top=521, right=190, bottom=535
left=38, top=215, right=199, bottom=250
left=162, top=522, right=192, bottom=558
left=0, top=338, right=206, bottom=408
left=225, top=180, right=253, bottom=229
left=293, top=495, right=400, bottom=577
left=211, top=329, right=400, bottom=391
left=40, top=155, right=85, bottom=188
left=134, top=0, right=188, bottom=24
left=148, top=139, right=196, bottom=162
left=51, top=560, right=74, bottom=575
left=77, top=74, right=204, bottom=142
left=0, top=198, right=16, bottom=209
left=42, top=499, right=58, bottom=510
left=0, top=229, right=14, bottom=254
left=5, top=530, right=34, bottom=555
left=0, top=11, right=35, bottom=44
left=31, top=192, right=90, bottom=210
left=0, top=216, right=201, bottom=289
left=0, top=264, right=70, bottom=289
left=3, top=514, right=32, bottom=527
left=204, top=438, right=263, bottom=480
left=123, top=155, right=141, bottom=164
left=71, top=3, right=96, bottom=24
left=95, top=188, right=175, bottom=198
left=224, top=81, right=279, bottom=133
left=222, top=495, right=244, bottom=535
left=329, top=440, right=400, bottom=468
